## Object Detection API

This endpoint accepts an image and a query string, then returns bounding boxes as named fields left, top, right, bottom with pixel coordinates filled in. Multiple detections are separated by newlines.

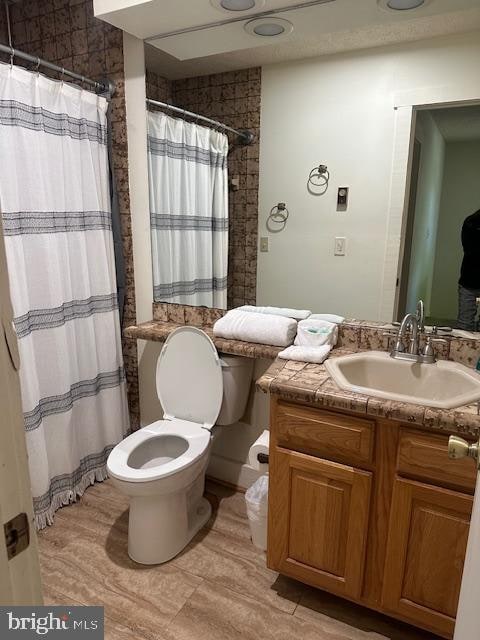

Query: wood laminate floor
left=38, top=479, right=440, bottom=640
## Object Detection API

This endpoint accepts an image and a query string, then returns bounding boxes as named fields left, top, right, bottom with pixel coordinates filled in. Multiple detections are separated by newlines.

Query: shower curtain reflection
left=148, top=111, right=229, bottom=309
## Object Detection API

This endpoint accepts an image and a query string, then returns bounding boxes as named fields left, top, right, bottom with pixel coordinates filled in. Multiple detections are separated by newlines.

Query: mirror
left=144, top=58, right=480, bottom=333
left=147, top=107, right=229, bottom=309
left=397, top=105, right=480, bottom=332
left=145, top=63, right=260, bottom=312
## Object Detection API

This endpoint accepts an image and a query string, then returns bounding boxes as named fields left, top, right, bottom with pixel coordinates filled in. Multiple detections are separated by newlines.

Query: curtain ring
left=35, top=56, right=41, bottom=77
left=9, top=46, right=14, bottom=69
left=60, top=67, right=65, bottom=85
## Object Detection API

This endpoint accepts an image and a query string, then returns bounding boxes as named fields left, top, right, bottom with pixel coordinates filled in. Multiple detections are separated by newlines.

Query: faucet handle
left=426, top=327, right=449, bottom=342
left=434, top=326, right=453, bottom=334
left=383, top=330, right=405, bottom=354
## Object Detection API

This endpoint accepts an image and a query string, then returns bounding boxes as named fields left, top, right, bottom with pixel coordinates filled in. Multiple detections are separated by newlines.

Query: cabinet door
left=268, top=447, right=372, bottom=599
left=382, top=478, right=473, bottom=638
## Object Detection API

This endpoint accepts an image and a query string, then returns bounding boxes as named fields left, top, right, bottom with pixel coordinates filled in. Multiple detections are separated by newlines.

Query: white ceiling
left=94, top=0, right=480, bottom=79
left=432, top=106, right=480, bottom=142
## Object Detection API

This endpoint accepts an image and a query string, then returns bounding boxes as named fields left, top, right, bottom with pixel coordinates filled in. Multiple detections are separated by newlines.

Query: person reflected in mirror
left=457, top=208, right=480, bottom=331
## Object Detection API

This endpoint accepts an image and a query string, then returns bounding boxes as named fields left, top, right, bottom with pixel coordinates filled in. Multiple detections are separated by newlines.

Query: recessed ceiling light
left=378, top=0, right=429, bottom=11
left=244, top=17, right=294, bottom=37
left=221, top=0, right=255, bottom=9
left=210, top=0, right=266, bottom=13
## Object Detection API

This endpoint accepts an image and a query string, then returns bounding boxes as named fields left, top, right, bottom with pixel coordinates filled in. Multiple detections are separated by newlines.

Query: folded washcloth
left=294, top=319, right=338, bottom=348
left=309, top=313, right=345, bottom=324
left=214, top=309, right=297, bottom=347
left=278, top=345, right=332, bottom=364
left=238, top=305, right=311, bottom=321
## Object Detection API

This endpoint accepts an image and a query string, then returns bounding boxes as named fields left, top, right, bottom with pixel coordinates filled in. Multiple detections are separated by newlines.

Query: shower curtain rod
left=0, top=43, right=113, bottom=95
left=146, top=97, right=255, bottom=146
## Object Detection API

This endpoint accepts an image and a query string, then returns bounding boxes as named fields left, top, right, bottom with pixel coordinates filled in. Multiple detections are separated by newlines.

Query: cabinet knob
left=448, top=435, right=479, bottom=467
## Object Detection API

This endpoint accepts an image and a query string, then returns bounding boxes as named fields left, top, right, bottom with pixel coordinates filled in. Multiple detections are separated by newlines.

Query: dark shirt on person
left=459, top=209, right=480, bottom=290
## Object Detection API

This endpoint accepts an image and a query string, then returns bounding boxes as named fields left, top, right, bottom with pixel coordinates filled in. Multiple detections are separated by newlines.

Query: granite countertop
left=257, top=348, right=480, bottom=438
left=124, top=320, right=283, bottom=360
left=126, top=320, right=480, bottom=437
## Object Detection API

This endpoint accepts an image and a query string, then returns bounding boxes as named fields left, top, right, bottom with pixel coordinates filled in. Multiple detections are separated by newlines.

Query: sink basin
left=325, top=351, right=480, bottom=409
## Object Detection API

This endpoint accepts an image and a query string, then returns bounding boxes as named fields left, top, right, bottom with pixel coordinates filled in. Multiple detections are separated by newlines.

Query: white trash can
left=245, top=475, right=269, bottom=551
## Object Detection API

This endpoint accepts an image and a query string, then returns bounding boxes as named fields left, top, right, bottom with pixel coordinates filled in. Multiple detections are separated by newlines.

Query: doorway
left=395, top=104, right=480, bottom=327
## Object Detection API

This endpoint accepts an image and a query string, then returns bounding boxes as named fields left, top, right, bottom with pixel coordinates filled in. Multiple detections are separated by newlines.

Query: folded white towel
left=294, top=319, right=338, bottom=347
left=309, top=313, right=345, bottom=324
left=278, top=345, right=331, bottom=364
left=238, top=305, right=311, bottom=321
left=214, top=309, right=297, bottom=347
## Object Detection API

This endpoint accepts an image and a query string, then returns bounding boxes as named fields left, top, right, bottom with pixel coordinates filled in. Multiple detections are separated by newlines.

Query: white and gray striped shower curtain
left=147, top=111, right=229, bottom=309
left=0, top=64, right=129, bottom=528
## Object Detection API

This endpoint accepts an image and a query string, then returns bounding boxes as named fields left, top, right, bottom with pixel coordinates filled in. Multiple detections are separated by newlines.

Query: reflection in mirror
left=397, top=105, right=480, bottom=332
left=147, top=107, right=229, bottom=309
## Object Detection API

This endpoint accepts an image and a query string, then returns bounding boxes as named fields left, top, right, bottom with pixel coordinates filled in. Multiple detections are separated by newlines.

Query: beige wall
left=257, top=31, right=480, bottom=321
left=430, top=140, right=480, bottom=320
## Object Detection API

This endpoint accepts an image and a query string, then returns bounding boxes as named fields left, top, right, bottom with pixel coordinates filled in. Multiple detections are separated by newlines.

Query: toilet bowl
left=107, top=326, right=252, bottom=565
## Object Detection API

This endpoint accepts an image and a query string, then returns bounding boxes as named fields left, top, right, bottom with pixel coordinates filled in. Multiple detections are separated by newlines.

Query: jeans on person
left=457, top=284, right=480, bottom=331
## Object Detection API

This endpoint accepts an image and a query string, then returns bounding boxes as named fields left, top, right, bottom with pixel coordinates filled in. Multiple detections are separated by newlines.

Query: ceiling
left=94, top=0, right=480, bottom=79
left=432, top=106, right=480, bottom=142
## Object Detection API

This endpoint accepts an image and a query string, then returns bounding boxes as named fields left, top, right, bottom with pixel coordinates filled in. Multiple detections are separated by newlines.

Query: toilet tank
left=217, top=355, right=254, bottom=425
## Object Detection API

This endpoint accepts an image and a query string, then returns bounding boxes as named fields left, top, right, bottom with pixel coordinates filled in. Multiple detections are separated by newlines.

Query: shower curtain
left=147, top=111, right=229, bottom=309
left=0, top=64, right=129, bottom=529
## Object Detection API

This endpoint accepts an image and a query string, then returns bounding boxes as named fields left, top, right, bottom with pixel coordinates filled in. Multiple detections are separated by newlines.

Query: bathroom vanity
left=260, top=356, right=479, bottom=639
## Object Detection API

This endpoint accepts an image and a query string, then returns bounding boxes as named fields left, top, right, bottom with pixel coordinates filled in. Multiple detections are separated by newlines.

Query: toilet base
left=126, top=472, right=212, bottom=565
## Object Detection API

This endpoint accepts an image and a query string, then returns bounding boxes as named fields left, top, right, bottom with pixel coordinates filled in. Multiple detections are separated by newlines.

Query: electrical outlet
left=260, top=237, right=269, bottom=252
left=334, top=237, right=346, bottom=256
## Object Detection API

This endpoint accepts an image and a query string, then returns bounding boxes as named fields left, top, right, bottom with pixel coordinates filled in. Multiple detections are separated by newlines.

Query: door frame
left=0, top=215, right=43, bottom=605
left=379, top=84, right=480, bottom=322
left=395, top=136, right=422, bottom=321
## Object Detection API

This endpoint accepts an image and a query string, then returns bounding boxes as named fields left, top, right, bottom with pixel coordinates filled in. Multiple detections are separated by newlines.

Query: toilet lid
left=156, top=327, right=223, bottom=430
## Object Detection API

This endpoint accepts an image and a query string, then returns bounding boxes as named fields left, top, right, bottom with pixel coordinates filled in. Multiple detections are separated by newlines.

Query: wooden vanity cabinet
left=267, top=397, right=477, bottom=639
left=382, top=478, right=472, bottom=635
left=269, top=447, right=372, bottom=599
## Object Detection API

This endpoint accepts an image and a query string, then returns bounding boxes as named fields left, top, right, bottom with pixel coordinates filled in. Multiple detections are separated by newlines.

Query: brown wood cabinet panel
left=276, top=401, right=374, bottom=466
left=397, top=429, right=477, bottom=493
left=382, top=478, right=473, bottom=638
left=268, top=446, right=372, bottom=599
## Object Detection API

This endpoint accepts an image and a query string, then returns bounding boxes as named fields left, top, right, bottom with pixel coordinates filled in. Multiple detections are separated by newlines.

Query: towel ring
left=308, top=164, right=330, bottom=195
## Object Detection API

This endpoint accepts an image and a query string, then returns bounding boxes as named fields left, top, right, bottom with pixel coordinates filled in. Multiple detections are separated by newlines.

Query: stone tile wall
left=0, top=0, right=139, bottom=429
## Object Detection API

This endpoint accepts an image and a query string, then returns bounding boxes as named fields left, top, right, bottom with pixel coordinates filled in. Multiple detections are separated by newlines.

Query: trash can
left=245, top=475, right=269, bottom=551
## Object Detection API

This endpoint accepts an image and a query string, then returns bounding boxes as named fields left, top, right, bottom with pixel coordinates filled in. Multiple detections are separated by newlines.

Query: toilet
left=107, top=326, right=253, bottom=565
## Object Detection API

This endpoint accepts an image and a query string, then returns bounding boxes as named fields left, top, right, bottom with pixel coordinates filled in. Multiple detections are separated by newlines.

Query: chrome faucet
left=391, top=312, right=420, bottom=361
left=384, top=299, right=448, bottom=364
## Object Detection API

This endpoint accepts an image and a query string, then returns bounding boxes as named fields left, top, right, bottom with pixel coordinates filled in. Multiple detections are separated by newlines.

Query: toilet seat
left=107, top=418, right=211, bottom=482
left=108, top=327, right=223, bottom=484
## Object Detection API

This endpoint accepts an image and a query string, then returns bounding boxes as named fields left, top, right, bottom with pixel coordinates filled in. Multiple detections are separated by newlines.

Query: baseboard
left=207, top=453, right=262, bottom=490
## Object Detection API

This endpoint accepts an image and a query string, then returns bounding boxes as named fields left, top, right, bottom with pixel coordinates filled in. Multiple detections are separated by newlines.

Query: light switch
left=334, top=237, right=346, bottom=256
left=260, top=237, right=269, bottom=252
